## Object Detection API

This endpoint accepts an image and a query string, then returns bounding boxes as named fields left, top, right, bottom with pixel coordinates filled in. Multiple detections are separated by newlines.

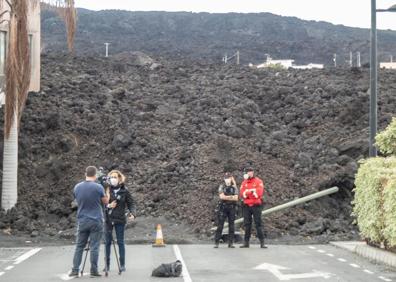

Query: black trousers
left=215, top=204, right=236, bottom=243
left=243, top=204, right=264, bottom=242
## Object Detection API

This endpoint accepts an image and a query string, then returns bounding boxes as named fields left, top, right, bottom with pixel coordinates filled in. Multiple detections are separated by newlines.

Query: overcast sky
left=74, top=0, right=396, bottom=30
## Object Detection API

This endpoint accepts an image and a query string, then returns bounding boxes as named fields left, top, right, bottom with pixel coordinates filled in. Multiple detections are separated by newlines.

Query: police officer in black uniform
left=214, top=172, right=239, bottom=248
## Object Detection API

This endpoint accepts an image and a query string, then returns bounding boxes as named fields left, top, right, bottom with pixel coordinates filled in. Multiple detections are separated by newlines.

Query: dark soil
left=1, top=52, right=395, bottom=243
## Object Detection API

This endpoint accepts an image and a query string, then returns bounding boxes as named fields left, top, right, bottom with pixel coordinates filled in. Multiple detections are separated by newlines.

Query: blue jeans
left=105, top=223, right=126, bottom=267
left=72, top=219, right=103, bottom=273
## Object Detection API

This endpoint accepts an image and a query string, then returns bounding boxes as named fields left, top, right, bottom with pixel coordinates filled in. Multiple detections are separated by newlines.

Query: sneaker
left=90, top=272, right=102, bottom=277
left=120, top=265, right=126, bottom=272
left=68, top=271, right=79, bottom=277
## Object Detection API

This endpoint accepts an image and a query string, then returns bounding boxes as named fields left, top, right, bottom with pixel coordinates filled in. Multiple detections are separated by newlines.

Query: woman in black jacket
left=104, top=170, right=136, bottom=273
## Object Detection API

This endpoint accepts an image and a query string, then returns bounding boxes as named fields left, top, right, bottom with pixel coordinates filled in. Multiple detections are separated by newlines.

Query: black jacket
left=106, top=183, right=136, bottom=225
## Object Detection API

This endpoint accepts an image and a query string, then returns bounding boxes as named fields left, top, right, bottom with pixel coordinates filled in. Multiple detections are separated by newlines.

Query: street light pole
left=369, top=2, right=396, bottom=157
left=369, top=0, right=377, bottom=157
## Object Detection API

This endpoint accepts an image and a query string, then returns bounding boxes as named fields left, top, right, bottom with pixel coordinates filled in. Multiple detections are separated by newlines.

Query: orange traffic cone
left=152, top=224, right=166, bottom=247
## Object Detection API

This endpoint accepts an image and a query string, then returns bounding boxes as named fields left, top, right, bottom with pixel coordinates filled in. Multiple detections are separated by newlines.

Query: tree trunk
left=1, top=114, right=18, bottom=210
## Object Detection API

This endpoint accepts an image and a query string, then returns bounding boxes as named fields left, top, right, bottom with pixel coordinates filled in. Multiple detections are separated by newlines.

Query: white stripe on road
left=13, top=248, right=41, bottom=265
left=379, top=276, right=392, bottom=282
left=308, top=246, right=316, bottom=250
left=337, top=258, right=347, bottom=262
left=326, top=253, right=334, bottom=257
left=349, top=263, right=360, bottom=268
left=364, top=269, right=374, bottom=274
left=173, top=245, right=192, bottom=282
left=317, top=249, right=325, bottom=253
left=5, top=266, right=14, bottom=270
left=0, top=272, right=4, bottom=276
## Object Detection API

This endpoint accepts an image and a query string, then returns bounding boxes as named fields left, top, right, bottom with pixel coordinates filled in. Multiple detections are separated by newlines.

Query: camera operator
left=69, top=166, right=110, bottom=278
left=104, top=170, right=136, bottom=273
left=214, top=172, right=238, bottom=248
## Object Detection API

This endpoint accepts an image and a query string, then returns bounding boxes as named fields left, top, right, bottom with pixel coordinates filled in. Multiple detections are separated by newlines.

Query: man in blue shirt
left=69, top=166, right=109, bottom=277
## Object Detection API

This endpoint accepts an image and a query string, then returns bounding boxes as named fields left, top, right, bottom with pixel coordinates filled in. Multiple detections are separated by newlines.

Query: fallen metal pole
left=211, top=186, right=339, bottom=231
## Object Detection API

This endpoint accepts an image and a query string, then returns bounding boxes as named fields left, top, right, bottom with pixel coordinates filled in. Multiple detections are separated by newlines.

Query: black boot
left=260, top=240, right=268, bottom=249
left=240, top=242, right=249, bottom=248
left=228, top=242, right=235, bottom=248
left=214, top=242, right=219, bottom=248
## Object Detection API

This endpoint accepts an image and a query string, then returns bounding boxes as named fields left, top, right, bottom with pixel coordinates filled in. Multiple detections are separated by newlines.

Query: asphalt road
left=0, top=244, right=395, bottom=282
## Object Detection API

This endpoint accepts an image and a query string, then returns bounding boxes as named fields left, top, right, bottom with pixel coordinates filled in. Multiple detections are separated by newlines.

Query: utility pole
left=369, top=0, right=377, bottom=157
left=333, top=53, right=337, bottom=67
left=349, top=51, right=353, bottom=67
left=104, top=43, right=110, bottom=57
left=357, top=52, right=361, bottom=67
left=224, top=53, right=228, bottom=64
left=236, top=50, right=240, bottom=65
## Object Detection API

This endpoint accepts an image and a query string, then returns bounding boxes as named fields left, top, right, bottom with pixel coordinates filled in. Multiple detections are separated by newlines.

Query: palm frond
left=3, top=0, right=76, bottom=138
left=4, top=0, right=30, bottom=138
left=41, top=0, right=76, bottom=52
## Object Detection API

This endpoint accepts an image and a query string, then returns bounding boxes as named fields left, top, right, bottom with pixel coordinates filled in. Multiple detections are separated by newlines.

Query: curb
left=330, top=241, right=396, bottom=269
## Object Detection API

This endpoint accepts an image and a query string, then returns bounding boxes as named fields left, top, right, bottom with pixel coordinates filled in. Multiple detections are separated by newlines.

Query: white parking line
left=308, top=246, right=316, bottom=250
left=13, top=248, right=41, bottom=265
left=364, top=269, right=374, bottom=274
left=317, top=249, right=325, bottom=253
left=349, top=263, right=360, bottom=268
left=5, top=266, right=14, bottom=271
left=326, top=253, right=334, bottom=257
left=337, top=258, right=347, bottom=262
left=173, top=245, right=192, bottom=282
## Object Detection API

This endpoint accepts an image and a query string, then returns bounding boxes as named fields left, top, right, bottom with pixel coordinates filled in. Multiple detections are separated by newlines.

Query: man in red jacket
left=239, top=166, right=267, bottom=248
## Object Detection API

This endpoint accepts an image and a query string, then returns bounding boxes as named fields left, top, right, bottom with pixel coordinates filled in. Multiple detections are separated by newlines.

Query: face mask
left=243, top=173, right=249, bottom=180
left=110, top=178, right=119, bottom=186
left=224, top=179, right=232, bottom=186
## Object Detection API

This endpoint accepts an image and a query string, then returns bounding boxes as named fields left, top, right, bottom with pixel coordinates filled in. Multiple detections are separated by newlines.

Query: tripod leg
left=112, top=239, right=121, bottom=275
left=81, top=241, right=90, bottom=276
left=104, top=246, right=109, bottom=277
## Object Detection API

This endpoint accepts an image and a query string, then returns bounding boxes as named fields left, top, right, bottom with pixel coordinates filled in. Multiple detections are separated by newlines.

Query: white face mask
left=243, top=173, right=249, bottom=180
left=110, top=178, right=119, bottom=186
left=224, top=179, right=232, bottom=186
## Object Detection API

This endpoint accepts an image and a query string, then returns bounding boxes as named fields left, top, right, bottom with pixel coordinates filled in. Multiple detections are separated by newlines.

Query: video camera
left=97, top=167, right=110, bottom=187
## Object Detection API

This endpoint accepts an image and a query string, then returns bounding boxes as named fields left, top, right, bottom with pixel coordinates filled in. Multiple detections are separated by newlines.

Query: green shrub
left=376, top=117, right=396, bottom=155
left=383, top=172, right=396, bottom=246
left=352, top=157, right=396, bottom=244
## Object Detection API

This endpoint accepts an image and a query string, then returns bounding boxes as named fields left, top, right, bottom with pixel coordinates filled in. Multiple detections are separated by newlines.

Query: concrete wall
left=0, top=1, right=41, bottom=92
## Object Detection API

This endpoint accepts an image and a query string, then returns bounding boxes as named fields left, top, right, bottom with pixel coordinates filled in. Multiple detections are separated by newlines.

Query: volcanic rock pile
left=1, top=53, right=395, bottom=240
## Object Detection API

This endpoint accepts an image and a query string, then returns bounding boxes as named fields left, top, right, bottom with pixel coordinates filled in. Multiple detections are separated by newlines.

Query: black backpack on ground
left=151, top=260, right=183, bottom=277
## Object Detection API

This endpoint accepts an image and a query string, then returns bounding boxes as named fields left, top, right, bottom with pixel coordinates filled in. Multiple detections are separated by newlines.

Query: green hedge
left=353, top=156, right=396, bottom=246
left=353, top=117, right=396, bottom=247
left=383, top=173, right=396, bottom=246
left=353, top=158, right=387, bottom=243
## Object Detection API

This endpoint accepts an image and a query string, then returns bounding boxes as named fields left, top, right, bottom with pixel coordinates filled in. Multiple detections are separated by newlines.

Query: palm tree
left=0, top=0, right=76, bottom=210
